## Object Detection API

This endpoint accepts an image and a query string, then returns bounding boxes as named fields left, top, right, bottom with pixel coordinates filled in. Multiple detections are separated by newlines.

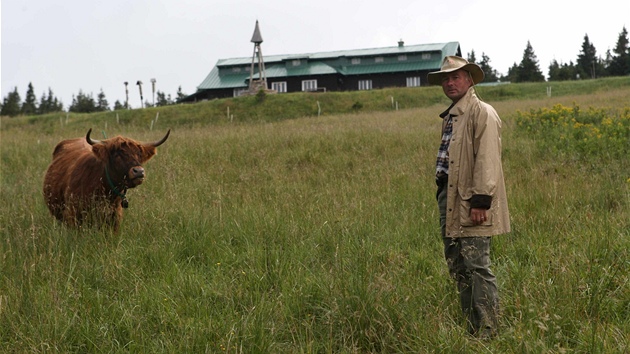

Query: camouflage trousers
left=437, top=182, right=499, bottom=336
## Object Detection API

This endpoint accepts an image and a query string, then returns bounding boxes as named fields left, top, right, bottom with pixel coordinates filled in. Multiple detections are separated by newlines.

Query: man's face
left=441, top=69, right=473, bottom=102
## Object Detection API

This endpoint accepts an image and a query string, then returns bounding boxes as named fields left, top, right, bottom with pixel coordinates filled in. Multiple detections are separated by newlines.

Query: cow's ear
left=91, top=144, right=109, bottom=161
left=141, top=146, right=157, bottom=162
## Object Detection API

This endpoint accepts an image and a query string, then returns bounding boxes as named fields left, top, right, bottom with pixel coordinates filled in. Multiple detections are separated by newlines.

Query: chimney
left=398, top=39, right=404, bottom=47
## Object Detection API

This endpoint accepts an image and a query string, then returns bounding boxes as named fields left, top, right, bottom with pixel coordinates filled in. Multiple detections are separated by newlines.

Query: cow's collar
left=105, top=166, right=129, bottom=208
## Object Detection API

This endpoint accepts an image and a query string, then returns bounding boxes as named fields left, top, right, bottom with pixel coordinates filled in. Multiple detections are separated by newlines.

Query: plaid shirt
left=435, top=114, right=453, bottom=177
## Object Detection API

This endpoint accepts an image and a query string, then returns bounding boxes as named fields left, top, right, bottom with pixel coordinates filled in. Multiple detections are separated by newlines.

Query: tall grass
left=1, top=80, right=628, bottom=352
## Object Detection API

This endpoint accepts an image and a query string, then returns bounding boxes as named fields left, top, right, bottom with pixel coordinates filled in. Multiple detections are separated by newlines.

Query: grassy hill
left=3, top=76, right=629, bottom=132
left=1, top=77, right=629, bottom=352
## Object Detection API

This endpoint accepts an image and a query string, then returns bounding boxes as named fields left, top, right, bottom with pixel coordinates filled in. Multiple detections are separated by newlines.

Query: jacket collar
left=439, top=103, right=455, bottom=118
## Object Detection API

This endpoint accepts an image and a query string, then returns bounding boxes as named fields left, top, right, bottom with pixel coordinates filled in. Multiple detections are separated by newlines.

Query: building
left=182, top=40, right=461, bottom=102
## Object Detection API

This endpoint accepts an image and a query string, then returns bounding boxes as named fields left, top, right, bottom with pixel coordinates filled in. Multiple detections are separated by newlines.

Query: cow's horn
left=148, top=129, right=171, bottom=147
left=86, top=128, right=100, bottom=145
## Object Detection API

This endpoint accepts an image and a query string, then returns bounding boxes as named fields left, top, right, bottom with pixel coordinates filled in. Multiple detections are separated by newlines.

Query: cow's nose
left=131, top=166, right=145, bottom=179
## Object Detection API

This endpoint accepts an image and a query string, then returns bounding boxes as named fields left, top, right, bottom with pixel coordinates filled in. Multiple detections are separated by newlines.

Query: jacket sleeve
left=470, top=102, right=503, bottom=209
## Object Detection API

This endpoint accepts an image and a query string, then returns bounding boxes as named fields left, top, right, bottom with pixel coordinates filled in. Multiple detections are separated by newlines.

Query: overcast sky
left=2, top=0, right=628, bottom=109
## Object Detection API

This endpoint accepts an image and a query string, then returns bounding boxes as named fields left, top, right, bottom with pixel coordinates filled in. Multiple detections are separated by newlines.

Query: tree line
left=467, top=27, right=629, bottom=83
left=2, top=27, right=628, bottom=117
left=0, top=82, right=188, bottom=117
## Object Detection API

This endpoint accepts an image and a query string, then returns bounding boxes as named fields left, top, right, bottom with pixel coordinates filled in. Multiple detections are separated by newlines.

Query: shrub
left=255, top=89, right=266, bottom=103
left=351, top=101, right=363, bottom=111
left=515, top=104, right=630, bottom=160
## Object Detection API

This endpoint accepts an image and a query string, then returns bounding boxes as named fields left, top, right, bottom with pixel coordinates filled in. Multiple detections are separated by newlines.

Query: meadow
left=0, top=78, right=629, bottom=353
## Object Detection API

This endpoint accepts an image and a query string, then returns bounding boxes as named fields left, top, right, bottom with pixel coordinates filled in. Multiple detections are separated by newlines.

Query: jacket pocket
left=459, top=199, right=493, bottom=227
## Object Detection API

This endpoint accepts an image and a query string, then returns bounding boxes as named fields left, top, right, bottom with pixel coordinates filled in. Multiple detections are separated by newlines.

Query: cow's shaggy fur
left=43, top=129, right=169, bottom=232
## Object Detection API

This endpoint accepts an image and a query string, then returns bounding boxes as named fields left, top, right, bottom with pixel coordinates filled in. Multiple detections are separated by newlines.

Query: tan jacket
left=442, top=87, right=510, bottom=237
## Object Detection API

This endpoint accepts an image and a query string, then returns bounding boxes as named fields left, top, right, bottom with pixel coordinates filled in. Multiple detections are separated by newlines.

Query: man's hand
left=470, top=208, right=487, bottom=225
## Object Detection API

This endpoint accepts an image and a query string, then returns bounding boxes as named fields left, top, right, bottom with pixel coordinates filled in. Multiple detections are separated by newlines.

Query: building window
left=233, top=88, right=248, bottom=97
left=232, top=67, right=242, bottom=73
left=406, top=77, right=421, bottom=87
left=292, top=59, right=301, bottom=66
left=374, top=56, right=384, bottom=63
left=302, top=79, right=317, bottom=91
left=272, top=81, right=287, bottom=93
left=358, top=80, right=372, bottom=90
left=351, top=58, right=361, bottom=65
left=398, top=55, right=407, bottom=61
left=422, top=53, right=431, bottom=60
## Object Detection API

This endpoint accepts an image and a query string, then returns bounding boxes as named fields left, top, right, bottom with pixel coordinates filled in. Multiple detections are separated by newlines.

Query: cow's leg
left=112, top=205, right=123, bottom=233
left=98, top=204, right=123, bottom=232
left=62, top=203, right=82, bottom=228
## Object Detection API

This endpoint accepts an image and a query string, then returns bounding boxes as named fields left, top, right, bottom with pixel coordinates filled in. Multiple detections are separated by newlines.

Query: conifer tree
left=175, top=86, right=187, bottom=103
left=39, top=91, right=51, bottom=114
left=156, top=91, right=173, bottom=106
left=466, top=50, right=477, bottom=65
left=478, top=53, right=499, bottom=82
left=467, top=50, right=499, bottom=81
left=96, top=89, right=110, bottom=111
left=69, top=90, right=97, bottom=113
left=38, top=88, right=64, bottom=114
left=114, top=100, right=125, bottom=111
left=52, top=96, right=63, bottom=113
left=504, top=63, right=519, bottom=83
left=1, top=87, right=21, bottom=116
left=608, top=26, right=629, bottom=76
left=548, top=60, right=577, bottom=81
left=576, top=34, right=603, bottom=79
left=516, top=41, right=545, bottom=82
left=21, top=82, right=38, bottom=115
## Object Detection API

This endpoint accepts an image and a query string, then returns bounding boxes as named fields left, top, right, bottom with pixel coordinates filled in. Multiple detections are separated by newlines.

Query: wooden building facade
left=182, top=41, right=462, bottom=102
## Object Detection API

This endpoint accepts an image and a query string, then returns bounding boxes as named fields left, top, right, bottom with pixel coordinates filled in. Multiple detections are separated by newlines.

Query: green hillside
left=3, top=76, right=629, bottom=132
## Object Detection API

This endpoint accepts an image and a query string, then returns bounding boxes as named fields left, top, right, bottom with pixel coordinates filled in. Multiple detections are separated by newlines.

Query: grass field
left=1, top=79, right=629, bottom=353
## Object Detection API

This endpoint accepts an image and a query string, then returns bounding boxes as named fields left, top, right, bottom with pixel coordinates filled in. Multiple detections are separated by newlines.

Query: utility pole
left=124, top=81, right=129, bottom=109
left=136, top=80, right=144, bottom=108
left=151, top=78, right=156, bottom=106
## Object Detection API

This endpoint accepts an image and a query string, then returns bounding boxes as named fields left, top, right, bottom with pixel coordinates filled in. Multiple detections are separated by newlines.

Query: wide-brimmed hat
left=427, top=56, right=484, bottom=85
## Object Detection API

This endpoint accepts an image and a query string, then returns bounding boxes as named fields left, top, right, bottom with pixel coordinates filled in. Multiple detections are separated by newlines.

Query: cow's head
left=86, top=129, right=170, bottom=189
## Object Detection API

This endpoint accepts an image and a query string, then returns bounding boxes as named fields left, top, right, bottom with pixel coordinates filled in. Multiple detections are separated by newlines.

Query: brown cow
left=43, top=128, right=170, bottom=231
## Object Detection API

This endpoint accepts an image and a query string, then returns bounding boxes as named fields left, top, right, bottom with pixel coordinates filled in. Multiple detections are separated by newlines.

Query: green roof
left=196, top=41, right=460, bottom=90
left=267, top=62, right=339, bottom=77
left=337, top=60, right=443, bottom=75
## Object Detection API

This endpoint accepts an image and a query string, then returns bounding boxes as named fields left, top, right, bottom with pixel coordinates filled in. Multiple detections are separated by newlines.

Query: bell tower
left=248, top=20, right=268, bottom=93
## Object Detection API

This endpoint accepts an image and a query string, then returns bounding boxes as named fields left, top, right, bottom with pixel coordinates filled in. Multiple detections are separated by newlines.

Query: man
left=427, top=56, right=510, bottom=338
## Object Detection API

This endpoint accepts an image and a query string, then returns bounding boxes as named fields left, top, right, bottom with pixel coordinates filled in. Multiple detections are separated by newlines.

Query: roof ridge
left=217, top=41, right=459, bottom=66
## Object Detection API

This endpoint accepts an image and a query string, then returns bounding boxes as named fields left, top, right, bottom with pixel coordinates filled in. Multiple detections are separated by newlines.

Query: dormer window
left=292, top=59, right=301, bottom=66
left=351, top=58, right=361, bottom=65
left=374, top=57, right=384, bottom=63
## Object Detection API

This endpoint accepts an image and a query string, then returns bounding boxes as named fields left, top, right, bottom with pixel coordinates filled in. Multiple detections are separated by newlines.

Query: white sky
left=2, top=0, right=628, bottom=109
